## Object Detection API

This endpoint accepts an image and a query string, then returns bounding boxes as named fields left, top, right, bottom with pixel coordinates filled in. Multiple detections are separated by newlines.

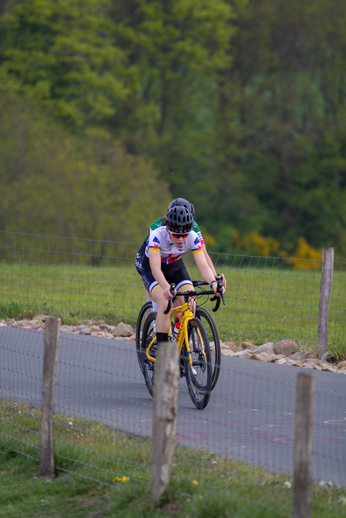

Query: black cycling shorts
left=140, top=255, right=193, bottom=296
left=135, top=241, right=146, bottom=275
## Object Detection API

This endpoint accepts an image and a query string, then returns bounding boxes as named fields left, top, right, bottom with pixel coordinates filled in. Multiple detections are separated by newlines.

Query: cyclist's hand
left=163, top=285, right=176, bottom=300
left=217, top=273, right=227, bottom=288
left=211, top=279, right=225, bottom=297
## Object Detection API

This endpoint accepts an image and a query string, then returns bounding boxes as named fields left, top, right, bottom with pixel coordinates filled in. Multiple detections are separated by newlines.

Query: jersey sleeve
left=193, top=220, right=204, bottom=245
left=148, top=228, right=162, bottom=254
left=150, top=218, right=164, bottom=231
left=188, top=231, right=203, bottom=256
left=143, top=218, right=164, bottom=244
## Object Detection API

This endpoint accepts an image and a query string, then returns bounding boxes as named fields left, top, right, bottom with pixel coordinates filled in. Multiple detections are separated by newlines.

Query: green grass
left=1, top=400, right=345, bottom=518
left=1, top=259, right=346, bottom=357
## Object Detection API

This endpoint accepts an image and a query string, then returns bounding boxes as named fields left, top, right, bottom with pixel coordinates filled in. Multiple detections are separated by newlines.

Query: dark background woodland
left=1, top=0, right=345, bottom=259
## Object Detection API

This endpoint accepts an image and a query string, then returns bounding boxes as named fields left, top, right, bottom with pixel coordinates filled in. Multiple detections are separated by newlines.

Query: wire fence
left=1, top=324, right=346, bottom=516
left=1, top=230, right=346, bottom=350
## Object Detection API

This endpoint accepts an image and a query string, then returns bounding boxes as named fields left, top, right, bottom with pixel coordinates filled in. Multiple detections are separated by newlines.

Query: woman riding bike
left=135, top=198, right=226, bottom=313
left=135, top=203, right=225, bottom=344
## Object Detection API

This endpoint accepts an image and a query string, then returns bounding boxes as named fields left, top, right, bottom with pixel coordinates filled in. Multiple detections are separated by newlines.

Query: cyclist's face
left=167, top=230, right=189, bottom=245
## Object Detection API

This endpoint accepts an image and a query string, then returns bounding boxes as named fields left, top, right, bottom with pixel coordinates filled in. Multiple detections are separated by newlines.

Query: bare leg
left=151, top=287, right=172, bottom=334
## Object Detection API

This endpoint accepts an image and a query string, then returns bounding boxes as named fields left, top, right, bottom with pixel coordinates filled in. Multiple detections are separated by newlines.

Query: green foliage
left=1, top=0, right=346, bottom=258
left=111, top=0, right=237, bottom=197
left=0, top=0, right=132, bottom=132
left=211, top=0, right=346, bottom=256
left=0, top=88, right=170, bottom=242
left=0, top=300, right=34, bottom=320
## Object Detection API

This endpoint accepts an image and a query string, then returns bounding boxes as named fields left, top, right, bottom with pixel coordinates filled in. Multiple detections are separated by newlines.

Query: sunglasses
left=170, top=232, right=189, bottom=239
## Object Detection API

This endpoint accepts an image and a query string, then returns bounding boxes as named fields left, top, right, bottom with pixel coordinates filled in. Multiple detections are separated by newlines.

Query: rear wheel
left=142, top=312, right=157, bottom=398
left=185, top=318, right=212, bottom=410
left=135, top=301, right=153, bottom=374
left=196, top=306, right=221, bottom=390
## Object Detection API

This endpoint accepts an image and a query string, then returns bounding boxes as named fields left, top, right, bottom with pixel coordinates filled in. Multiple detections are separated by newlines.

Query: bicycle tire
left=135, top=301, right=153, bottom=374
left=142, top=311, right=157, bottom=398
left=185, top=317, right=212, bottom=410
left=196, top=306, right=221, bottom=390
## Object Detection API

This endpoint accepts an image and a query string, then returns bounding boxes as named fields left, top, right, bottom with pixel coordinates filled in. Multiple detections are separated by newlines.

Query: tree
left=0, top=88, right=170, bottom=242
left=0, top=0, right=132, bottom=132
left=209, top=0, right=346, bottom=256
left=110, top=0, right=238, bottom=199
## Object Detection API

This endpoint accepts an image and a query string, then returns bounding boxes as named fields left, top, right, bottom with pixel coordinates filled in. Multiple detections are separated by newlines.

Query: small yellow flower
left=199, top=495, right=203, bottom=499
left=139, top=476, right=142, bottom=479
left=192, top=480, right=198, bottom=485
left=112, top=478, right=116, bottom=482
left=122, top=476, right=127, bottom=482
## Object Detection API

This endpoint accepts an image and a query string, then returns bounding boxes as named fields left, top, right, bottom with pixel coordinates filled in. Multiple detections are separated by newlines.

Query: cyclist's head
left=168, top=198, right=195, bottom=219
left=165, top=205, right=194, bottom=234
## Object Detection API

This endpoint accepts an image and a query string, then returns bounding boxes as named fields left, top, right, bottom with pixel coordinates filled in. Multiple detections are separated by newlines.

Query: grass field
left=1, top=257, right=346, bottom=357
left=1, top=400, right=345, bottom=518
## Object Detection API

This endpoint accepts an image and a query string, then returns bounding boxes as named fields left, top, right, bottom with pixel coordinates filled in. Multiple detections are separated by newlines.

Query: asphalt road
left=1, top=326, right=345, bottom=486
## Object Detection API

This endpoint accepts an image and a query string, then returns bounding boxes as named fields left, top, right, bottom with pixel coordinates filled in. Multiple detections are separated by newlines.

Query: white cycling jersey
left=145, top=226, right=203, bottom=265
left=146, top=218, right=204, bottom=245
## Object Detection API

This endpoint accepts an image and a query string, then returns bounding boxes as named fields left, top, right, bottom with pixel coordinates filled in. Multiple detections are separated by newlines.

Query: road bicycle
left=135, top=279, right=223, bottom=390
left=139, top=280, right=225, bottom=410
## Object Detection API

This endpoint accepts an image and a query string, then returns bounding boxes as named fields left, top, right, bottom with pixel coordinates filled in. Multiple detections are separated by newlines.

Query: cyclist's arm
left=148, top=252, right=173, bottom=300
left=202, top=243, right=227, bottom=287
left=202, top=244, right=217, bottom=277
left=193, top=252, right=224, bottom=296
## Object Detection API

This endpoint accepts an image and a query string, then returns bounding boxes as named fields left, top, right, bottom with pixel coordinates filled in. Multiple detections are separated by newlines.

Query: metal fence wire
left=1, top=325, right=346, bottom=517
left=1, top=230, right=346, bottom=349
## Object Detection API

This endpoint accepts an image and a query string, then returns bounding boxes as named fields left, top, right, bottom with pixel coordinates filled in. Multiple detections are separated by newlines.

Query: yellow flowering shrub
left=233, top=230, right=280, bottom=256
left=233, top=231, right=322, bottom=269
left=283, top=237, right=322, bottom=269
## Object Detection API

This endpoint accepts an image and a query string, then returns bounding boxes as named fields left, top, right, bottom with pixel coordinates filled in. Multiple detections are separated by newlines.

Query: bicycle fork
left=181, top=316, right=207, bottom=367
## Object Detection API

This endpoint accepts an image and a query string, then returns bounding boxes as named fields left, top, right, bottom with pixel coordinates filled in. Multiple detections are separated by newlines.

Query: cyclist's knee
left=151, top=288, right=166, bottom=309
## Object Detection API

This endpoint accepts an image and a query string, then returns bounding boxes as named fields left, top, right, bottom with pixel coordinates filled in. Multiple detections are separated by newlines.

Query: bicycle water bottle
left=172, top=321, right=181, bottom=341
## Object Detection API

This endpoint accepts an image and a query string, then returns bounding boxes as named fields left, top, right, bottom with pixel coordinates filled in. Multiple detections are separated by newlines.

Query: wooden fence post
left=318, top=247, right=334, bottom=359
left=293, top=372, right=315, bottom=518
left=151, top=341, right=179, bottom=501
left=40, top=316, right=60, bottom=478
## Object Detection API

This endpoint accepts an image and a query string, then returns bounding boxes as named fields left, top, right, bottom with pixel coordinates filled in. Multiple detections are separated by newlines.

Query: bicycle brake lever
left=212, top=296, right=221, bottom=312
left=217, top=277, right=225, bottom=306
left=210, top=278, right=225, bottom=311
left=163, top=300, right=172, bottom=314
left=163, top=283, right=176, bottom=314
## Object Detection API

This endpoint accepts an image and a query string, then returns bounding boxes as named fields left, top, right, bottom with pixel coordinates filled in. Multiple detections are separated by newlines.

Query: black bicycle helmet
left=168, top=198, right=195, bottom=219
left=165, top=205, right=194, bottom=234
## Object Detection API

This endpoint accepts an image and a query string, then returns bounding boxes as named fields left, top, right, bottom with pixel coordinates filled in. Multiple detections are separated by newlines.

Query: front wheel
left=135, top=301, right=153, bottom=375
left=142, top=312, right=157, bottom=398
left=195, top=306, right=221, bottom=390
left=185, top=318, right=212, bottom=410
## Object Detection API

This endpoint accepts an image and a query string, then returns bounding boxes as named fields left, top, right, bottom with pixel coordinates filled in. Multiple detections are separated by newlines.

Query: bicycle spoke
left=135, top=301, right=153, bottom=375
left=185, top=318, right=212, bottom=410
left=196, top=306, right=221, bottom=390
left=142, top=312, right=157, bottom=398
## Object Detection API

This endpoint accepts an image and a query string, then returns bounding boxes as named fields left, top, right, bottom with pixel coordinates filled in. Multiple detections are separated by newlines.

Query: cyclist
left=136, top=203, right=225, bottom=344
left=135, top=198, right=227, bottom=293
